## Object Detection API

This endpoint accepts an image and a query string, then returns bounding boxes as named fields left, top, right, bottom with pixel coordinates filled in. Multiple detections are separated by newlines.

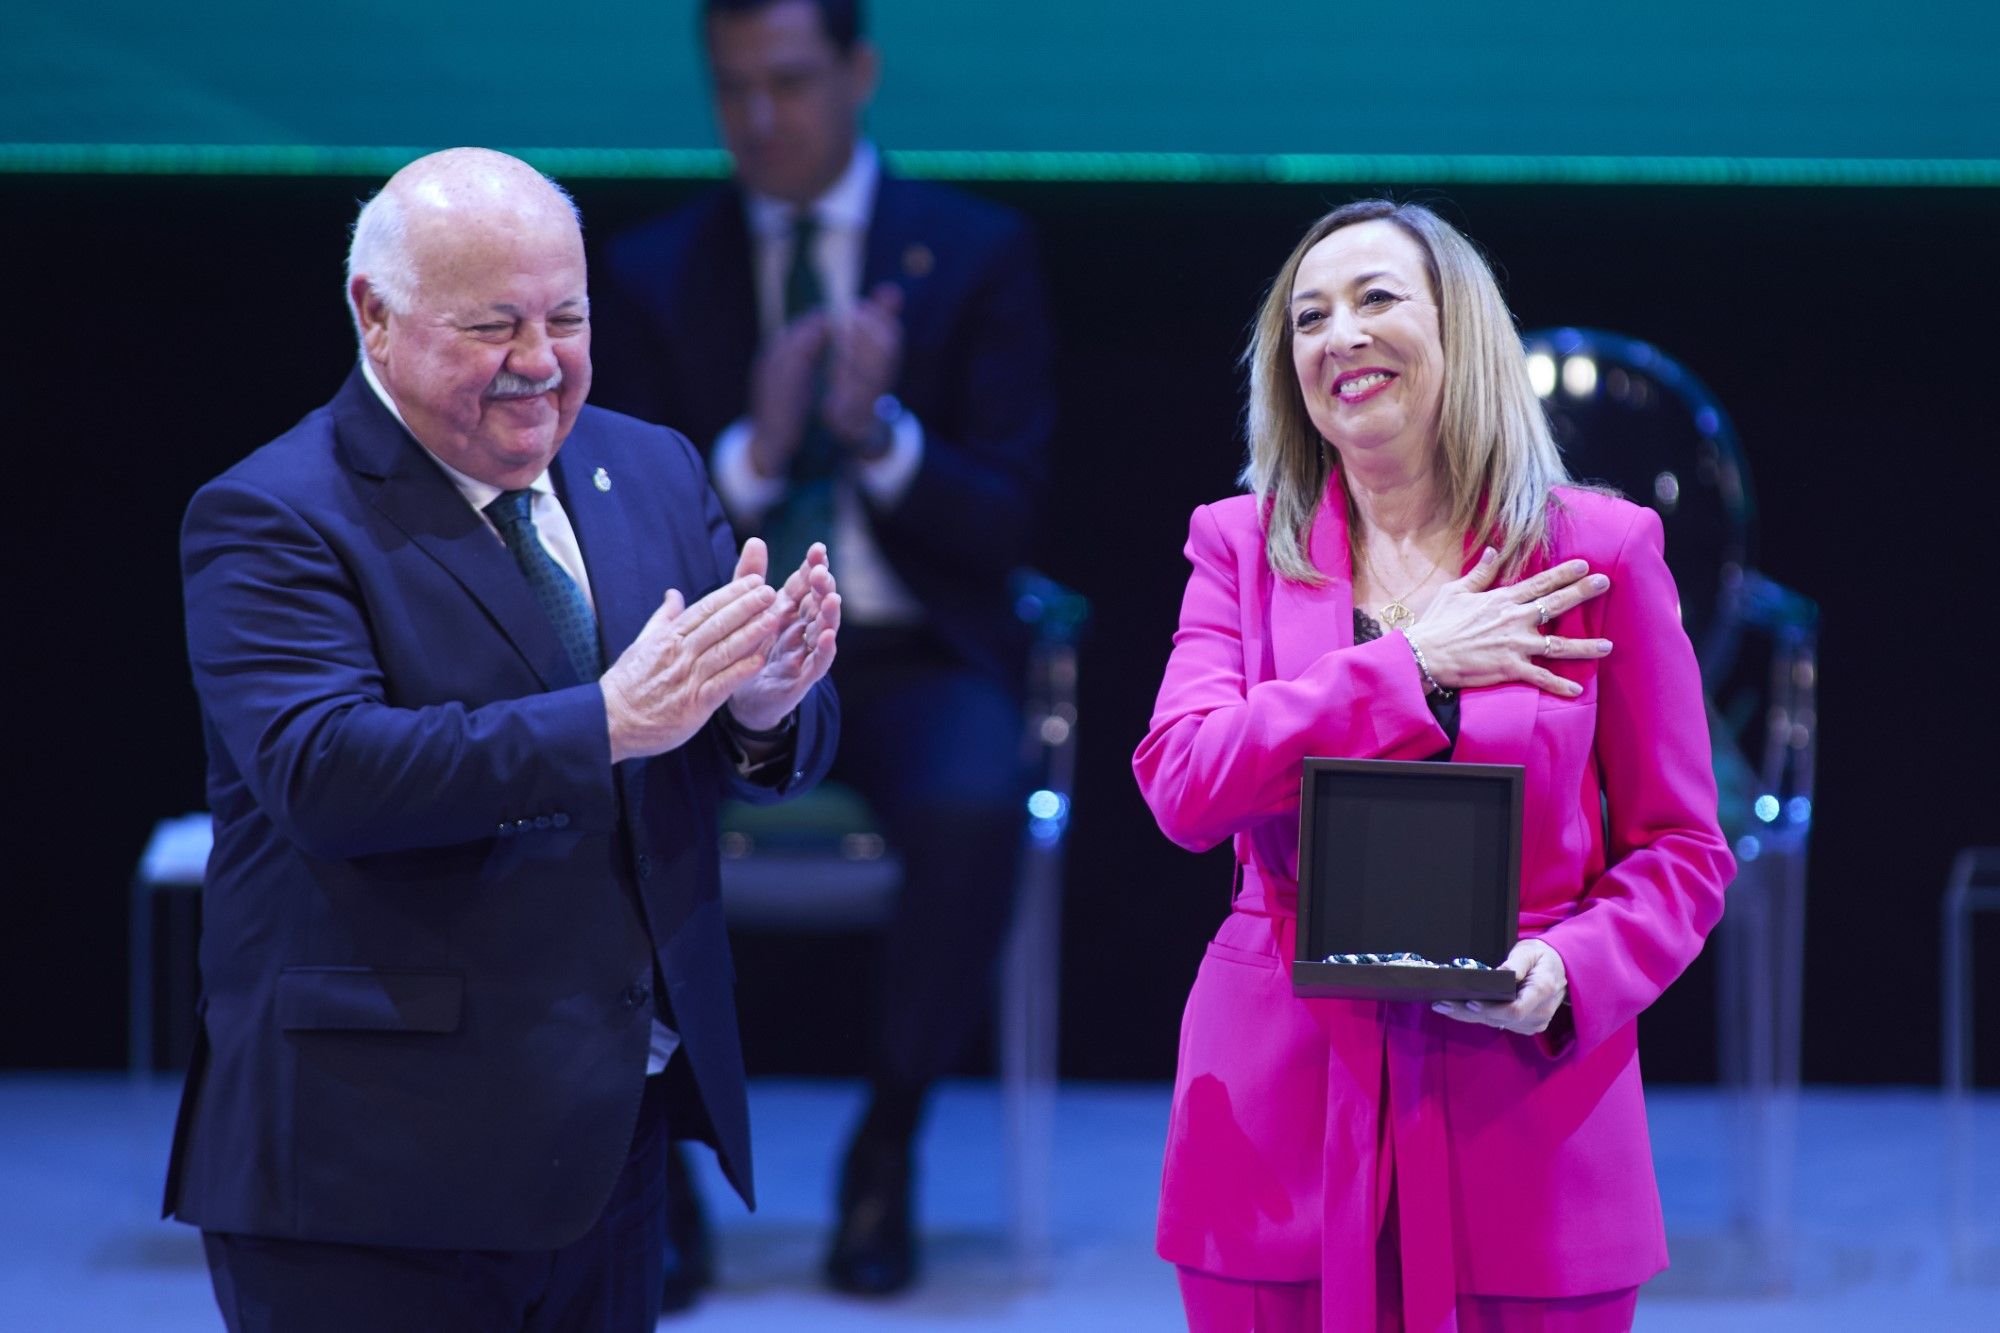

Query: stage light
left=1526, top=351, right=1557, bottom=398
left=1735, top=835, right=1762, bottom=862
left=1787, top=796, right=1813, bottom=824
left=1561, top=355, right=1598, bottom=398
left=1754, top=794, right=1780, bottom=823
left=1653, top=470, right=1681, bottom=511
left=1027, top=788, right=1069, bottom=844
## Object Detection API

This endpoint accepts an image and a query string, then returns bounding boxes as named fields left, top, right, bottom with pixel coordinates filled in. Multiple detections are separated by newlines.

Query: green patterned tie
left=762, top=211, right=837, bottom=576
left=484, top=490, right=604, bottom=683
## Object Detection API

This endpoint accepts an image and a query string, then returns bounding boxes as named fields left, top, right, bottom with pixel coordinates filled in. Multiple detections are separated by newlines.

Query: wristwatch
left=855, top=393, right=903, bottom=462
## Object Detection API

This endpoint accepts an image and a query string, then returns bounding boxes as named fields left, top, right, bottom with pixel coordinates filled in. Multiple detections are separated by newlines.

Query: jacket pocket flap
left=276, top=968, right=463, bottom=1033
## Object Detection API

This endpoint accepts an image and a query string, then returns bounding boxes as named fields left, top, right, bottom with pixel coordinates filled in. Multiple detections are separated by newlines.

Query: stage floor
left=2, top=1075, right=1993, bottom=1330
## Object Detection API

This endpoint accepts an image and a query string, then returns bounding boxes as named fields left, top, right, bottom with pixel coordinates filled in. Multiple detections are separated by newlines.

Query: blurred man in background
left=593, top=0, right=1057, bottom=1303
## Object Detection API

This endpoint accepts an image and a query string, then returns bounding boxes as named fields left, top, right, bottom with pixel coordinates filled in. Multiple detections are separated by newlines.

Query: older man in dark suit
left=590, top=0, right=1057, bottom=1300
left=168, top=146, right=841, bottom=1333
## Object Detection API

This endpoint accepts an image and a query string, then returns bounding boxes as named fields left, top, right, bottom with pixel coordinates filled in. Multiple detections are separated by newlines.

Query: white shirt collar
left=357, top=357, right=553, bottom=511
left=745, top=140, right=879, bottom=239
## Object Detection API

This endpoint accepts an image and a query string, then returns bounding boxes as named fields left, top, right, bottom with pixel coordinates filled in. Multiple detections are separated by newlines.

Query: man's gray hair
left=345, top=188, right=414, bottom=342
left=343, top=166, right=583, bottom=345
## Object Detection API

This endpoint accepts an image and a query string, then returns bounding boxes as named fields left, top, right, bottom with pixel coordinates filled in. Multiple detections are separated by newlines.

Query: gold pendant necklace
left=1365, top=547, right=1445, bottom=631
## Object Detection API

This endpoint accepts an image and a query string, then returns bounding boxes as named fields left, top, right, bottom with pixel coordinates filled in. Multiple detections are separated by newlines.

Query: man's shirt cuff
left=712, top=418, right=788, bottom=524
left=855, top=409, right=924, bottom=508
left=720, top=708, right=798, bottom=781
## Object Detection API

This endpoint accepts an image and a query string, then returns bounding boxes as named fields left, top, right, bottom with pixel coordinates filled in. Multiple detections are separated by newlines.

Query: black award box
left=1293, top=758, right=1524, bottom=1002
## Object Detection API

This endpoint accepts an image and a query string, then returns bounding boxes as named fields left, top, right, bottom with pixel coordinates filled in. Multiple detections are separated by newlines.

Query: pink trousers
left=1176, top=1267, right=1640, bottom=1332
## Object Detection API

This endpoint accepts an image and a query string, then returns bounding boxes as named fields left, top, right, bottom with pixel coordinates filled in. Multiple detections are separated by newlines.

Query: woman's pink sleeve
left=1539, top=505, right=1735, bottom=1057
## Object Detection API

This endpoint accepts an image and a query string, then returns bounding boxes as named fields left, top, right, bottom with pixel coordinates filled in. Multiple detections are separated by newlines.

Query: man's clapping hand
left=747, top=311, right=831, bottom=480
left=601, top=573, right=784, bottom=764
left=726, top=538, right=841, bottom=735
left=819, top=283, right=903, bottom=452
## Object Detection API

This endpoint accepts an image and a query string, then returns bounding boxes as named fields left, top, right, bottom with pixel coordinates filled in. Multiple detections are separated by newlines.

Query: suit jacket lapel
left=861, top=175, right=935, bottom=316
left=333, top=370, right=578, bottom=691
left=1447, top=531, right=1537, bottom=768
left=861, top=176, right=903, bottom=290
left=1450, top=535, right=1539, bottom=764
left=551, top=434, right=652, bottom=666
left=1272, top=475, right=1354, bottom=681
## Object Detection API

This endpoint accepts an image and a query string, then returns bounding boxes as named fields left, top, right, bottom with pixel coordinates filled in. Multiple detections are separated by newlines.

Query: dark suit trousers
left=832, top=624, right=1027, bottom=1089
left=201, top=1071, right=671, bottom=1333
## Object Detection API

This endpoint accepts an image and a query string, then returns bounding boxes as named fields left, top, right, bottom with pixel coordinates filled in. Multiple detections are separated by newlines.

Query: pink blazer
left=1133, top=478, right=1732, bottom=1321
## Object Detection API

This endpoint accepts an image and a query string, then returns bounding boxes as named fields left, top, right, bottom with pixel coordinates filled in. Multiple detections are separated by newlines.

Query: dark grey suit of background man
left=167, top=147, right=842, bottom=1333
left=591, top=0, right=1057, bottom=1302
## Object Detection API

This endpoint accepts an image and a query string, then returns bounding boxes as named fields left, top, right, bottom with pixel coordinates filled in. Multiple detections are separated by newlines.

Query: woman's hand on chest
left=1408, top=549, right=1614, bottom=699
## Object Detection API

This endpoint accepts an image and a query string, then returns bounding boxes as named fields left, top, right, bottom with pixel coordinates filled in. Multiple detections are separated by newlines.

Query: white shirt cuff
left=855, top=410, right=924, bottom=509
left=712, top=418, right=788, bottom=525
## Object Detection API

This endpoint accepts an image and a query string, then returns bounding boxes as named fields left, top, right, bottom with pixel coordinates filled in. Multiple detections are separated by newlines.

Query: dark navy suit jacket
left=165, top=370, right=837, bottom=1250
left=591, top=175, right=1056, bottom=681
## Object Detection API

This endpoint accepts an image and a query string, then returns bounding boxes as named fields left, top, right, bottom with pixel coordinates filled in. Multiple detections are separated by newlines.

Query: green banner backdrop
left=6, top=1, right=1997, bottom=182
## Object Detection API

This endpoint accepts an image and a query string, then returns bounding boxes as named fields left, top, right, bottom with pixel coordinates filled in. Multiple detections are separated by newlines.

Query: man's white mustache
left=487, top=367, right=563, bottom=399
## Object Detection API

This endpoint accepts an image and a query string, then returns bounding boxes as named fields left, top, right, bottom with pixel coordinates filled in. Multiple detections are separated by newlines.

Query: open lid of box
left=1296, top=758, right=1524, bottom=969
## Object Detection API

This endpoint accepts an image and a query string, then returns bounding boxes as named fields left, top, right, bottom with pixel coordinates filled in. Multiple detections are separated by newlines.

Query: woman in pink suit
left=1133, top=200, right=1734, bottom=1332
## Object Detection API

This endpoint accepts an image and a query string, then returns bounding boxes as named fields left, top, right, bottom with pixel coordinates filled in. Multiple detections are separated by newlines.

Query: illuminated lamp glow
left=1526, top=352, right=1557, bottom=398
left=1561, top=355, right=1598, bottom=398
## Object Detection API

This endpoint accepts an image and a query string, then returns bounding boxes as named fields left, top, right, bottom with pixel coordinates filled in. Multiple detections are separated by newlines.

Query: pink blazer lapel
left=1271, top=478, right=1355, bottom=680
left=1450, top=539, right=1539, bottom=768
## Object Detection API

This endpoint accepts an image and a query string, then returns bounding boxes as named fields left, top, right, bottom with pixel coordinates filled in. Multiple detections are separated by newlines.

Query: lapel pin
left=901, top=243, right=934, bottom=279
left=593, top=467, right=612, bottom=492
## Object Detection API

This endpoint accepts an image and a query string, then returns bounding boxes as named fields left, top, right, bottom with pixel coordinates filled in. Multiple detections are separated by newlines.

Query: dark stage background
left=6, top=175, right=1996, bottom=1086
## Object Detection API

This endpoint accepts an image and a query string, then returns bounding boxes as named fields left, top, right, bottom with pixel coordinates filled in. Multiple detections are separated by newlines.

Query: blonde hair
left=1242, top=199, right=1570, bottom=583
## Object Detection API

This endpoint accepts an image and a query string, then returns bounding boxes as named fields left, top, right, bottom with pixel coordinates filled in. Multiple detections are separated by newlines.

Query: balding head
left=347, top=149, right=593, bottom=488
left=347, top=148, right=582, bottom=333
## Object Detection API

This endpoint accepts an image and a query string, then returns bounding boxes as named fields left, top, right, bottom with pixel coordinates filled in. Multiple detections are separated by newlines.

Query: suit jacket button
left=621, top=984, right=650, bottom=1009
left=534, top=815, right=552, bottom=830
left=552, top=813, right=570, bottom=828
left=636, top=853, right=652, bottom=879
left=514, top=818, right=531, bottom=831
left=497, top=823, right=513, bottom=837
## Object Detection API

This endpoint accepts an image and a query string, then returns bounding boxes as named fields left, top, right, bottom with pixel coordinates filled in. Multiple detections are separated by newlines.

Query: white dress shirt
left=360, top=360, right=681, bottom=1076
left=708, top=140, right=926, bottom=625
